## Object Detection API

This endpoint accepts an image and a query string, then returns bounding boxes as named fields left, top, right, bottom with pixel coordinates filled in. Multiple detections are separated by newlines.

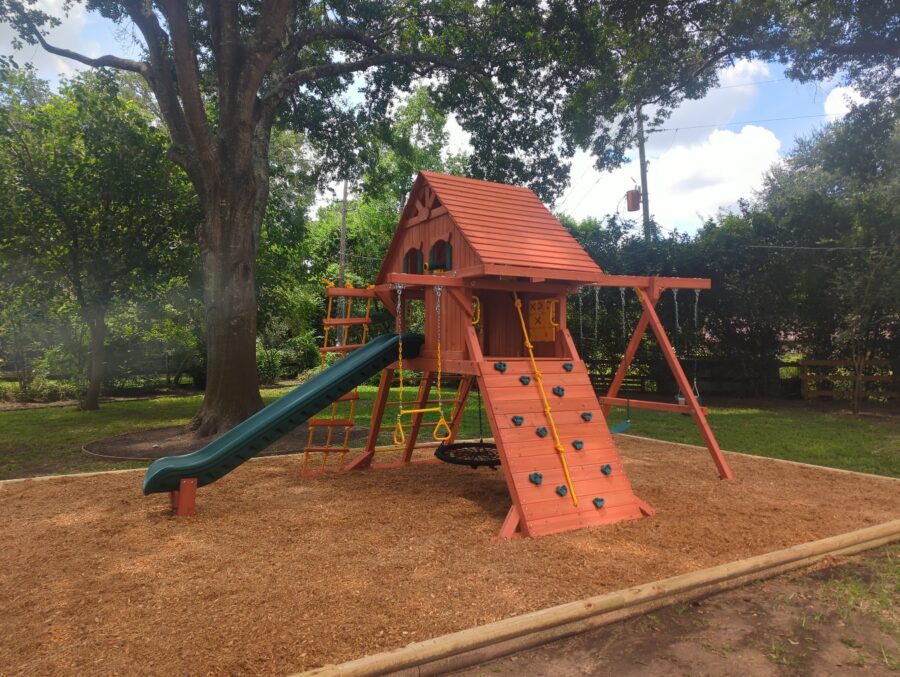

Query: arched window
left=428, top=239, right=453, bottom=272
left=403, top=247, right=424, bottom=274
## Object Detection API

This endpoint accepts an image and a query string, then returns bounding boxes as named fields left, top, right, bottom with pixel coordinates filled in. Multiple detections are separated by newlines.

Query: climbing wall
left=478, top=358, right=652, bottom=538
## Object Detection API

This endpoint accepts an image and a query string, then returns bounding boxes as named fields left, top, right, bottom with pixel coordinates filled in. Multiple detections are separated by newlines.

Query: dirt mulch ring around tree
left=82, top=423, right=371, bottom=461
left=2, top=437, right=898, bottom=676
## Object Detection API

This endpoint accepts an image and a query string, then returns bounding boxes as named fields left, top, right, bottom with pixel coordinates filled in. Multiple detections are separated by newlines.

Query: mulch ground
left=83, top=424, right=371, bottom=461
left=1, top=437, right=898, bottom=676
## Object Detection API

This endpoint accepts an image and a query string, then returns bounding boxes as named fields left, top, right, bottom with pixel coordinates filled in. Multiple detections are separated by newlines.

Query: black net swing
left=434, top=383, right=500, bottom=469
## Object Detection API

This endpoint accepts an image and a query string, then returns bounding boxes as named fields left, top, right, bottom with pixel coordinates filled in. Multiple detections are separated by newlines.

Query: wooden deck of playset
left=2, top=438, right=898, bottom=675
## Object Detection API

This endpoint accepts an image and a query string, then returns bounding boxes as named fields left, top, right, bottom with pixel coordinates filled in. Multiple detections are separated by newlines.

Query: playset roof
left=380, top=171, right=605, bottom=283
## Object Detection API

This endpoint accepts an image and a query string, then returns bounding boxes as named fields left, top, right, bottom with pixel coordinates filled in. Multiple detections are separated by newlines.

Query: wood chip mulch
left=1, top=437, right=897, bottom=676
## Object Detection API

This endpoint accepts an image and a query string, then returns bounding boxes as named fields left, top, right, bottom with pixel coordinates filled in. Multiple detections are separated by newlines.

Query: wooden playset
left=326, top=171, right=733, bottom=538
left=143, top=170, right=732, bottom=536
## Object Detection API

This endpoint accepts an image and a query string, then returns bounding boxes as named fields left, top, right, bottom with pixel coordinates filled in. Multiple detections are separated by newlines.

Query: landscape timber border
left=299, top=519, right=900, bottom=677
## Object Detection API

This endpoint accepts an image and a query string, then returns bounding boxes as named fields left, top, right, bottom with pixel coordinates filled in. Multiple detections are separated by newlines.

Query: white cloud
left=557, top=60, right=782, bottom=232
left=558, top=125, right=780, bottom=232
left=0, top=0, right=101, bottom=82
left=823, top=86, right=866, bottom=118
left=646, top=59, right=770, bottom=150
left=443, top=113, right=471, bottom=158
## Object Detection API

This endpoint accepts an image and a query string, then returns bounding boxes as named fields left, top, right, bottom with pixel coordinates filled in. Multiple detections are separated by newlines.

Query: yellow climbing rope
left=513, top=292, right=577, bottom=506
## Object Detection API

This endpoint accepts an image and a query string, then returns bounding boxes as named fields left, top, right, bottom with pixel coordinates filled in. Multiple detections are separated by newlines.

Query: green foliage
left=255, top=344, right=283, bottom=385
left=0, top=68, right=199, bottom=404
left=305, top=87, right=468, bottom=289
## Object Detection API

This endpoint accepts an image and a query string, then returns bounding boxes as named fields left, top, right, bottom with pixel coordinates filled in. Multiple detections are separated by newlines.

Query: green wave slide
left=142, top=332, right=424, bottom=495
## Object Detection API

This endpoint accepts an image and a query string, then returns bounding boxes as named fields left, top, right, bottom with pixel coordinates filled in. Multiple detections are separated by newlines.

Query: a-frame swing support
left=598, top=280, right=734, bottom=481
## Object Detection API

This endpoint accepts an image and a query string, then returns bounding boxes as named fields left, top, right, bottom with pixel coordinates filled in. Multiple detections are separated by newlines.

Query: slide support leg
left=169, top=478, right=197, bottom=516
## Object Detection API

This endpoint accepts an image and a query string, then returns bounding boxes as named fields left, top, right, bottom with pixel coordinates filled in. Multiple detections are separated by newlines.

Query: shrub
left=284, top=331, right=321, bottom=374
left=256, top=345, right=283, bottom=385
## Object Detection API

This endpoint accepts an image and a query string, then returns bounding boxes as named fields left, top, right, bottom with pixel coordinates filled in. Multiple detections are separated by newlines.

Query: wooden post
left=636, top=289, right=734, bottom=480
left=446, top=376, right=474, bottom=443
left=402, top=372, right=436, bottom=463
left=168, top=478, right=197, bottom=516
left=494, top=506, right=522, bottom=541
left=344, top=368, right=394, bottom=471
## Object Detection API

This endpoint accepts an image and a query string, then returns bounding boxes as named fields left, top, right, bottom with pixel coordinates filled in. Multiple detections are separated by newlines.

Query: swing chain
left=433, top=285, right=451, bottom=441
left=578, top=288, right=584, bottom=341
left=593, top=286, right=600, bottom=340
left=672, top=288, right=680, bottom=333
left=394, top=283, right=405, bottom=400
left=693, top=288, right=700, bottom=329
left=393, top=283, right=406, bottom=445
left=434, top=286, right=443, bottom=402
left=619, top=287, right=627, bottom=346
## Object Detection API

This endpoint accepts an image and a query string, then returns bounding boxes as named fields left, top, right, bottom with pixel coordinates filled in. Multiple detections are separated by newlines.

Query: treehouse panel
left=381, top=212, right=478, bottom=279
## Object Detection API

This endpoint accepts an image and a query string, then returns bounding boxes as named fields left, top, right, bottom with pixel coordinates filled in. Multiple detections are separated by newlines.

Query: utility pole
left=336, top=180, right=349, bottom=338
left=338, top=179, right=348, bottom=288
left=636, top=105, right=654, bottom=241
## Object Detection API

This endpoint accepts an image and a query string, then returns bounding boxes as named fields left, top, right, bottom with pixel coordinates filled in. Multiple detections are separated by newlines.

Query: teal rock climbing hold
left=511, top=415, right=524, bottom=426
left=536, top=427, right=548, bottom=438
left=529, top=472, right=543, bottom=485
left=572, top=440, right=584, bottom=451
left=556, top=485, right=568, bottom=497
left=600, top=464, right=612, bottom=476
left=552, top=386, right=565, bottom=397
left=593, top=497, right=606, bottom=508
left=562, top=362, right=574, bottom=372
left=581, top=412, right=593, bottom=422
left=494, top=361, right=507, bottom=373
left=519, top=375, right=531, bottom=385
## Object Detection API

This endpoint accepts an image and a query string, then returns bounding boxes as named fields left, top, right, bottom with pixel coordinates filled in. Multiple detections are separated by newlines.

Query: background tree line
left=0, top=0, right=897, bottom=416
left=1, top=66, right=895, bottom=411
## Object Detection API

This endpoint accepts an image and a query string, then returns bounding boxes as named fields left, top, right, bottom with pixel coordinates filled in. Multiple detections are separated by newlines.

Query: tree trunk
left=190, top=179, right=266, bottom=436
left=81, top=312, right=106, bottom=410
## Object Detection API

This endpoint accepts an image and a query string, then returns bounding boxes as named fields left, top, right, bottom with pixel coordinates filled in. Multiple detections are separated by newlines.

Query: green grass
left=607, top=403, right=900, bottom=477
left=0, top=383, right=493, bottom=480
left=1, top=384, right=897, bottom=481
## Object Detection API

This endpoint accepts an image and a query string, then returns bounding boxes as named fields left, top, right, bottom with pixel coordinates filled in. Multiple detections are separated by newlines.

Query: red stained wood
left=377, top=171, right=605, bottom=287
left=477, top=359, right=649, bottom=539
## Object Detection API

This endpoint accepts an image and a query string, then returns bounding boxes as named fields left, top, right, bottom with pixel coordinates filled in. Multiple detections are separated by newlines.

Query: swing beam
left=595, top=277, right=733, bottom=481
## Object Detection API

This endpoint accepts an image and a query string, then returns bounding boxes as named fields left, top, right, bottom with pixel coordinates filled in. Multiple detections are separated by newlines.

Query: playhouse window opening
left=403, top=248, right=424, bottom=274
left=428, top=239, right=452, bottom=272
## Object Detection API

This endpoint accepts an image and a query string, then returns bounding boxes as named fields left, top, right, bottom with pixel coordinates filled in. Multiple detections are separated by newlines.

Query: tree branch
left=26, top=19, right=147, bottom=74
left=120, top=1, right=205, bottom=193
left=264, top=51, right=485, bottom=111
left=156, top=0, right=217, bottom=170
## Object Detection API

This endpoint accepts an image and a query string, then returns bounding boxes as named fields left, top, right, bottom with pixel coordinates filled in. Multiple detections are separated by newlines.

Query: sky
left=3, top=4, right=865, bottom=234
